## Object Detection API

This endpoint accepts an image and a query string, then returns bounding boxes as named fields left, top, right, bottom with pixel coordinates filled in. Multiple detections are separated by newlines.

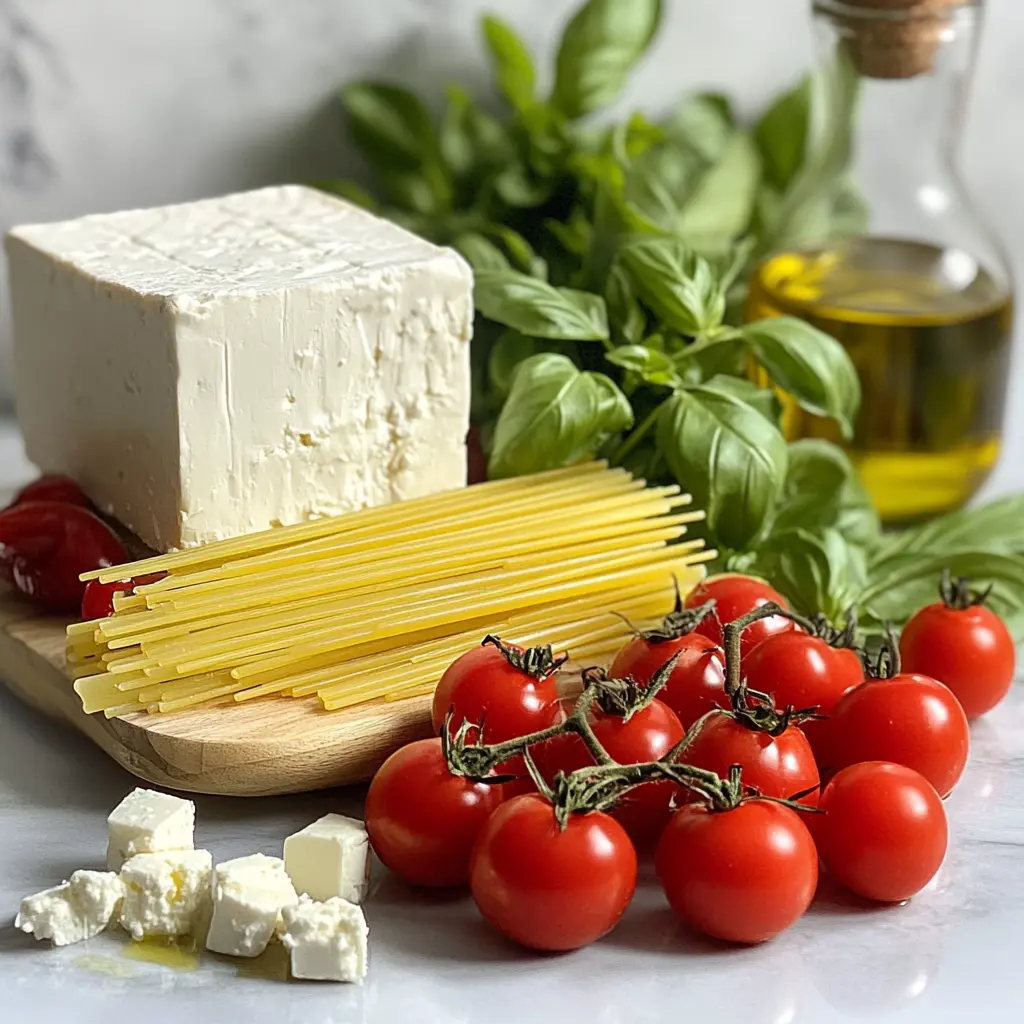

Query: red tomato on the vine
left=656, top=800, right=818, bottom=943
left=685, top=576, right=797, bottom=656
left=742, top=632, right=864, bottom=756
left=365, top=738, right=505, bottom=888
left=469, top=794, right=637, bottom=951
left=815, top=762, right=947, bottom=902
left=820, top=673, right=969, bottom=797
left=681, top=713, right=819, bottom=804
left=900, top=598, right=1015, bottom=721
left=534, top=695, right=685, bottom=847
left=610, top=632, right=728, bottom=728
left=8, top=475, right=91, bottom=510
left=432, top=638, right=564, bottom=794
left=81, top=572, right=165, bottom=621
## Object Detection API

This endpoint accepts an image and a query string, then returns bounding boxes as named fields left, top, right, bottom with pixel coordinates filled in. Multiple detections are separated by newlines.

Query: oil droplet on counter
left=121, top=936, right=201, bottom=971
left=74, top=954, right=137, bottom=978
left=234, top=942, right=290, bottom=982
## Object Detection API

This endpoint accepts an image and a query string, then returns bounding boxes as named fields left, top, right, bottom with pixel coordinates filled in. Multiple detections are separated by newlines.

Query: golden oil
left=746, top=237, right=1012, bottom=522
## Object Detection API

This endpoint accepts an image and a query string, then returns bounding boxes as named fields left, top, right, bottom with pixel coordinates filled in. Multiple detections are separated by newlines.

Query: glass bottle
left=746, top=0, right=1013, bottom=523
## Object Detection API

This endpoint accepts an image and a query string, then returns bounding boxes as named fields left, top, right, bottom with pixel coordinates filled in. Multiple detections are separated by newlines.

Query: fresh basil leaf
left=656, top=383, right=788, bottom=551
left=879, top=495, right=1024, bottom=560
left=618, top=238, right=726, bottom=336
left=625, top=143, right=699, bottom=230
left=441, top=84, right=513, bottom=181
left=378, top=167, right=447, bottom=215
left=831, top=178, right=870, bottom=236
left=605, top=345, right=679, bottom=387
left=547, top=212, right=594, bottom=258
left=454, top=233, right=511, bottom=273
left=666, top=93, right=735, bottom=164
left=488, top=330, right=542, bottom=395
left=494, top=162, right=555, bottom=207
left=754, top=76, right=810, bottom=192
left=342, top=83, right=441, bottom=172
left=552, top=0, right=663, bottom=119
left=749, top=527, right=867, bottom=623
left=474, top=270, right=610, bottom=341
left=312, top=180, right=378, bottom=210
left=605, top=264, right=647, bottom=344
left=485, top=225, right=548, bottom=279
left=742, top=316, right=860, bottom=438
left=489, top=353, right=633, bottom=477
left=770, top=439, right=880, bottom=547
left=860, top=551, right=1024, bottom=637
left=700, top=373, right=782, bottom=425
left=481, top=15, right=536, bottom=114
left=677, top=132, right=762, bottom=241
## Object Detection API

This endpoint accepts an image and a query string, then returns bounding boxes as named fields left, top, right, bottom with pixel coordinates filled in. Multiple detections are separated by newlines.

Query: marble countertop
left=1, top=421, right=1023, bottom=1023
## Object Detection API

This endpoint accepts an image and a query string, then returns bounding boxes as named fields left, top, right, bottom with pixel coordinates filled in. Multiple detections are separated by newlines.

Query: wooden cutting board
left=0, top=588, right=435, bottom=797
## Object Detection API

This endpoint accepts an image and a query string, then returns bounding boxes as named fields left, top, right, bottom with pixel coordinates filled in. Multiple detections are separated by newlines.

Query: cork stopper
left=825, top=0, right=969, bottom=79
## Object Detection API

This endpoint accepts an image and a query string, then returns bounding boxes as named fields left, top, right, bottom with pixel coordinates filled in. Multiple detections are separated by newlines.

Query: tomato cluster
left=364, top=570, right=1014, bottom=952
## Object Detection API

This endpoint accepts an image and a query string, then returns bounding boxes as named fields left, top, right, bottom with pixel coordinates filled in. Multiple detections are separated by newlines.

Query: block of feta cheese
left=5, top=185, right=474, bottom=552
left=205, top=853, right=298, bottom=957
left=119, top=849, right=212, bottom=939
left=107, top=788, right=195, bottom=871
left=283, top=813, right=370, bottom=904
left=15, top=870, right=124, bottom=947
left=279, top=896, right=368, bottom=983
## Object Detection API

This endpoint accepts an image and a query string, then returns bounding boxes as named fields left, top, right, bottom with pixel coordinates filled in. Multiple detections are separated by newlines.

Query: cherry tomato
left=820, top=674, right=969, bottom=797
left=742, top=632, right=864, bottom=757
left=469, top=794, right=637, bottom=951
left=0, top=502, right=127, bottom=613
left=610, top=632, right=728, bottom=728
left=685, top=576, right=798, bottom=656
left=900, top=599, right=1015, bottom=721
left=656, top=800, right=817, bottom=943
left=815, top=762, right=947, bottom=902
left=432, top=639, right=563, bottom=794
left=681, top=713, right=819, bottom=804
left=534, top=695, right=685, bottom=848
left=81, top=572, right=165, bottom=621
left=365, top=738, right=505, bottom=888
left=8, top=475, right=91, bottom=510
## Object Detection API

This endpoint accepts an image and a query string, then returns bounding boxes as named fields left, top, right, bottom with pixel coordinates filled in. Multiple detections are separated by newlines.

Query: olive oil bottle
left=749, top=0, right=1013, bottom=522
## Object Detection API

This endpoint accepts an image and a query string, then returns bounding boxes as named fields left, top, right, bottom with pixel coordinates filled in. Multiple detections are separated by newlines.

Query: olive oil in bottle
left=747, top=237, right=1012, bottom=522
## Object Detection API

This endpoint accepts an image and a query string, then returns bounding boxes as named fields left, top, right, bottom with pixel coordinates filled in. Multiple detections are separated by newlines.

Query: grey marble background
left=1, top=0, right=1022, bottom=488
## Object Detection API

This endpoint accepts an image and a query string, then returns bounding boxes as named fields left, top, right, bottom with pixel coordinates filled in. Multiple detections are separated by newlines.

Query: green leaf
left=742, top=316, right=860, bottom=437
left=440, top=84, right=513, bottom=180
left=618, top=238, right=725, bottom=336
left=481, top=15, right=536, bottom=114
left=493, top=162, right=555, bottom=207
left=625, top=143, right=699, bottom=230
left=488, top=330, right=541, bottom=395
left=700, top=373, right=782, bottom=425
left=552, top=0, right=663, bottom=119
left=605, top=345, right=679, bottom=387
left=311, top=179, right=378, bottom=210
left=769, top=439, right=880, bottom=548
left=342, top=82, right=440, bottom=172
left=754, top=76, right=811, bottom=192
left=547, top=211, right=594, bottom=258
left=677, top=132, right=762, bottom=241
left=656, top=382, right=788, bottom=551
left=666, top=93, right=735, bottom=164
left=474, top=270, right=610, bottom=340
left=605, top=264, right=647, bottom=344
left=878, top=495, right=1024, bottom=560
left=454, top=233, right=511, bottom=273
left=748, top=527, right=867, bottom=623
left=378, top=167, right=446, bottom=215
left=489, top=353, right=633, bottom=477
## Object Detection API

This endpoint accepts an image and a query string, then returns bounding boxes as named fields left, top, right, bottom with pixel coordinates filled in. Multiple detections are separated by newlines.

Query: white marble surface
left=1, top=421, right=1024, bottom=1020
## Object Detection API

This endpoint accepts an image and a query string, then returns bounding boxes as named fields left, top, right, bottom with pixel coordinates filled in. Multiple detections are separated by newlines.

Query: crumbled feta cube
left=284, top=814, right=370, bottom=904
left=6, top=185, right=473, bottom=552
left=205, top=853, right=298, bottom=957
left=106, top=788, right=195, bottom=871
left=119, top=849, right=212, bottom=939
left=15, top=870, right=124, bottom=946
left=279, top=896, right=368, bottom=983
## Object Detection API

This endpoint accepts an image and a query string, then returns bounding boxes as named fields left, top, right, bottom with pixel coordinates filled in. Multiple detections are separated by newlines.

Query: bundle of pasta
left=68, top=463, right=712, bottom=717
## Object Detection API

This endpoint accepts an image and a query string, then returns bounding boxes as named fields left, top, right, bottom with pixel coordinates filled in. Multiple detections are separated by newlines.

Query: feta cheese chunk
left=119, top=849, right=212, bottom=939
left=107, top=788, right=195, bottom=870
left=284, top=814, right=370, bottom=904
left=6, top=185, right=473, bottom=552
left=15, top=870, right=124, bottom=947
left=279, top=896, right=368, bottom=983
left=205, top=853, right=298, bottom=957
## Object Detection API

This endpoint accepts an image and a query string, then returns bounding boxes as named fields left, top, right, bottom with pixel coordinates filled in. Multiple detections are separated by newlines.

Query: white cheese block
left=5, top=185, right=474, bottom=552
left=279, top=895, right=368, bottom=983
left=15, top=870, right=124, bottom=947
left=283, top=813, right=370, bottom=904
left=205, top=853, right=298, bottom=957
left=119, top=849, right=212, bottom=939
left=106, top=788, right=195, bottom=871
